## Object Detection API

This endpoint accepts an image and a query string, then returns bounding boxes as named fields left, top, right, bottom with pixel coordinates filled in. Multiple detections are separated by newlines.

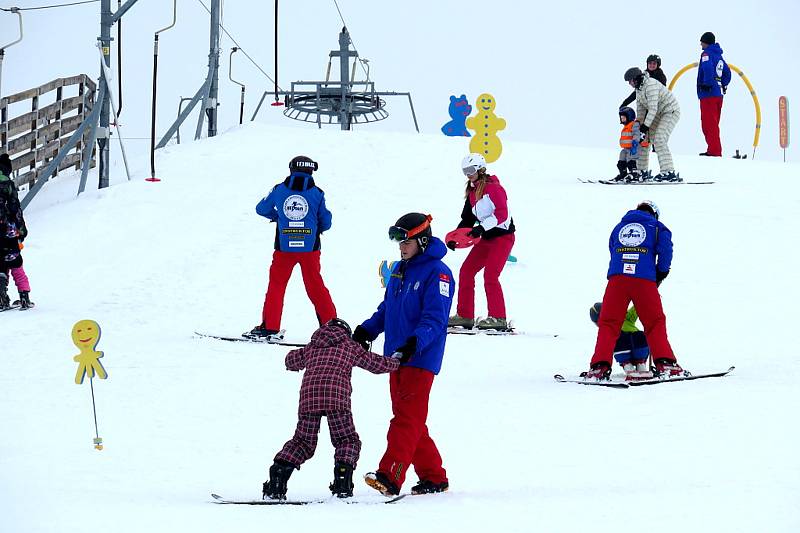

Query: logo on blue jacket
left=618, top=223, right=646, bottom=246
left=283, top=195, right=309, bottom=220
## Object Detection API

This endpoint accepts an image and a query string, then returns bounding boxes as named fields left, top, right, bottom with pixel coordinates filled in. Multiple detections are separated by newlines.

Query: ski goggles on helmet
left=388, top=215, right=432, bottom=243
left=462, top=165, right=481, bottom=176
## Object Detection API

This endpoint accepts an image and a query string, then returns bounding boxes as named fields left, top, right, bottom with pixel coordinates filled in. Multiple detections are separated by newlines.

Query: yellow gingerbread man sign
left=465, top=93, right=507, bottom=163
left=72, top=319, right=108, bottom=384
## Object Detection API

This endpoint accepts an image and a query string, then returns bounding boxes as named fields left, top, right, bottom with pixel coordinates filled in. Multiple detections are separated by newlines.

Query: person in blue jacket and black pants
left=352, top=212, right=454, bottom=497
left=249, top=155, right=337, bottom=338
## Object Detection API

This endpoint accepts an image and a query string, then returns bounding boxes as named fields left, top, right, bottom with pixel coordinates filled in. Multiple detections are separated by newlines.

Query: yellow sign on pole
left=72, top=320, right=107, bottom=384
left=72, top=319, right=107, bottom=450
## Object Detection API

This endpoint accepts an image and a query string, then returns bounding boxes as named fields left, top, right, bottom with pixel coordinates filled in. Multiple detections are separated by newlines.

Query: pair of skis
left=554, top=366, right=735, bottom=388
left=194, top=330, right=306, bottom=348
left=577, top=178, right=714, bottom=185
left=447, top=326, right=558, bottom=338
left=210, top=492, right=407, bottom=505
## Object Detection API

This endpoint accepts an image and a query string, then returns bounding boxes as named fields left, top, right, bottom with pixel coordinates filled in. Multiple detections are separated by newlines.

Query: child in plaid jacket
left=262, top=318, right=404, bottom=500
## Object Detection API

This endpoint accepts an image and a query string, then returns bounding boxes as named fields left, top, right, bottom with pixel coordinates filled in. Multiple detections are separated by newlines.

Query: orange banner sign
left=779, top=96, right=789, bottom=149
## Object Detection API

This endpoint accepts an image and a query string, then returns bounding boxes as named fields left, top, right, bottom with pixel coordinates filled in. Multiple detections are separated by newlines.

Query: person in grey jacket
left=623, top=67, right=681, bottom=182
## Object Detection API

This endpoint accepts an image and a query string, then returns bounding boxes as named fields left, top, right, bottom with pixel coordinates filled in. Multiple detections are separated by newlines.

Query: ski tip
left=211, top=493, right=224, bottom=501
left=553, top=374, right=565, bottom=381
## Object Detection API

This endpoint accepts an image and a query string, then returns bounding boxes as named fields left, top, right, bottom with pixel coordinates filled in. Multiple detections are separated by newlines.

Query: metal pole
left=117, top=0, right=123, bottom=116
left=339, top=27, right=351, bottom=130
left=96, top=42, right=130, bottom=182
left=228, top=48, right=245, bottom=125
left=96, top=0, right=114, bottom=189
left=273, top=0, right=279, bottom=104
left=204, top=0, right=221, bottom=138
left=0, top=7, right=24, bottom=99
left=149, top=0, right=177, bottom=182
left=176, top=97, right=191, bottom=143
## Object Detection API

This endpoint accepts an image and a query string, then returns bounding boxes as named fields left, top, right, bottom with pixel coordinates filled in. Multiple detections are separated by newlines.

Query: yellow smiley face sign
left=72, top=320, right=108, bottom=384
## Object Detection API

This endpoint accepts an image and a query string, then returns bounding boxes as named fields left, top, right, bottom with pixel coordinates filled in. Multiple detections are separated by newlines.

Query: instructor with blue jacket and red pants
left=697, top=32, right=731, bottom=157
left=250, top=155, right=337, bottom=338
left=353, top=212, right=454, bottom=497
left=583, top=201, right=684, bottom=380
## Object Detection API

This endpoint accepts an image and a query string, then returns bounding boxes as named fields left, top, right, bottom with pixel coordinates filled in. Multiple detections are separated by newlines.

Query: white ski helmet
left=636, top=200, right=661, bottom=219
left=461, top=153, right=486, bottom=176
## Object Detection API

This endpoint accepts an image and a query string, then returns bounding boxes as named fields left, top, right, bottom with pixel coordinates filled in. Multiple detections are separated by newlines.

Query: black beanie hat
left=289, top=155, right=318, bottom=174
left=0, top=154, right=12, bottom=177
left=700, top=32, right=716, bottom=45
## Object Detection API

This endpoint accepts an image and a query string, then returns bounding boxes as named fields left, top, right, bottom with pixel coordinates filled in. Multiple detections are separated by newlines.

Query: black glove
left=393, top=336, right=417, bottom=363
left=722, top=85, right=728, bottom=95
left=467, top=225, right=484, bottom=239
left=352, top=325, right=371, bottom=351
left=655, top=269, right=669, bottom=287
left=639, top=124, right=649, bottom=134
left=446, top=241, right=457, bottom=251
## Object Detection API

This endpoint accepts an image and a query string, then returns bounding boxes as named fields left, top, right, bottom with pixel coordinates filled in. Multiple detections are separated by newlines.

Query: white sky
left=1, top=0, right=799, bottom=161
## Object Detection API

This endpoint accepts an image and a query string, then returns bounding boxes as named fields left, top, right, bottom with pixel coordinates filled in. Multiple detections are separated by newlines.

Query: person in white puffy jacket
left=623, top=67, right=682, bottom=183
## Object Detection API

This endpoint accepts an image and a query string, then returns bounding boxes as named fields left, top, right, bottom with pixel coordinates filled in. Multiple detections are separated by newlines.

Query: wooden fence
left=0, top=74, right=96, bottom=190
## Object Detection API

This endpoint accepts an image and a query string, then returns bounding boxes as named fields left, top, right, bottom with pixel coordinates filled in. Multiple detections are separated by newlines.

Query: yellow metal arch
left=668, top=62, right=762, bottom=157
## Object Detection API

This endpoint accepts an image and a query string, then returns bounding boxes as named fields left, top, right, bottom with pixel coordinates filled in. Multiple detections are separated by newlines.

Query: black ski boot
left=329, top=461, right=354, bottom=498
left=16, top=291, right=32, bottom=309
left=262, top=460, right=295, bottom=500
left=0, top=274, right=10, bottom=310
left=411, top=479, right=450, bottom=495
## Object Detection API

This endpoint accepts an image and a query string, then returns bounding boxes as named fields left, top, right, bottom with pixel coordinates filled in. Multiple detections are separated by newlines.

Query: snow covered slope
left=1, top=123, right=798, bottom=532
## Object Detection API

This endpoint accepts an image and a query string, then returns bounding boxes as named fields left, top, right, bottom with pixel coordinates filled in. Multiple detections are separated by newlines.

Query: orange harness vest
left=620, top=122, right=649, bottom=149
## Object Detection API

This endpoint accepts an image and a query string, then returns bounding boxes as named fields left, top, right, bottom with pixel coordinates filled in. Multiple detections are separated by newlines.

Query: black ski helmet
left=0, top=153, right=11, bottom=176
left=624, top=67, right=643, bottom=82
left=619, top=107, right=636, bottom=124
left=389, top=212, right=433, bottom=251
left=289, top=155, right=318, bottom=174
left=646, top=54, right=661, bottom=68
left=327, top=317, right=352, bottom=337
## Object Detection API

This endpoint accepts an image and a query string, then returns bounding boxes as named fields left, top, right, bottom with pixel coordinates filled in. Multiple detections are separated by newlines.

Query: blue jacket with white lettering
left=359, top=237, right=454, bottom=375
left=607, top=210, right=672, bottom=281
left=697, top=43, right=731, bottom=99
left=255, top=172, right=332, bottom=252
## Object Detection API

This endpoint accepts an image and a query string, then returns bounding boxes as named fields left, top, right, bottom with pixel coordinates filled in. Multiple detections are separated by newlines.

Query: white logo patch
left=288, top=241, right=304, bottom=247
left=414, top=281, right=421, bottom=291
left=439, top=281, right=450, bottom=297
left=618, top=223, right=646, bottom=246
left=623, top=263, right=637, bottom=274
left=283, top=195, right=309, bottom=221
left=288, top=221, right=305, bottom=228
left=622, top=253, right=640, bottom=261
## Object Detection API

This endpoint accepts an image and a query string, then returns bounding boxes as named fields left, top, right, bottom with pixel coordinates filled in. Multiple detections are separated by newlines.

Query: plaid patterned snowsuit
left=274, top=323, right=399, bottom=468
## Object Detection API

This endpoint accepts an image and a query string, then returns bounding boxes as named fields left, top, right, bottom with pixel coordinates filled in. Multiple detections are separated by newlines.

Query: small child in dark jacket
left=0, top=153, right=32, bottom=310
left=263, top=318, right=404, bottom=500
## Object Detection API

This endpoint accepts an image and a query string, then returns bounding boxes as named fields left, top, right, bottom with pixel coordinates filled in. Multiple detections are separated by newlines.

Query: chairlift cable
left=331, top=0, right=370, bottom=80
left=1, top=0, right=98, bottom=11
left=195, top=0, right=282, bottom=91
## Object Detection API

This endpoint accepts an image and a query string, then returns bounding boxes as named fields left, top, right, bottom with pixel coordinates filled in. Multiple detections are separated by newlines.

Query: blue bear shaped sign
left=441, top=94, right=472, bottom=137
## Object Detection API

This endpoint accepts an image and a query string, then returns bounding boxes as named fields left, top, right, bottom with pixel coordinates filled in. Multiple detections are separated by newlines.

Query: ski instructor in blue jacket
left=249, top=155, right=337, bottom=339
left=353, top=212, right=454, bottom=497
left=582, top=201, right=685, bottom=381
left=697, top=31, right=731, bottom=157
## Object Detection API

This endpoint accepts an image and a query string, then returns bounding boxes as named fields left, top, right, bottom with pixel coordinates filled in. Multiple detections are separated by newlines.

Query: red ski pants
left=456, top=233, right=515, bottom=319
left=700, top=96, right=724, bottom=156
left=592, top=275, right=675, bottom=365
left=262, top=250, right=336, bottom=330
left=378, top=367, right=447, bottom=489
